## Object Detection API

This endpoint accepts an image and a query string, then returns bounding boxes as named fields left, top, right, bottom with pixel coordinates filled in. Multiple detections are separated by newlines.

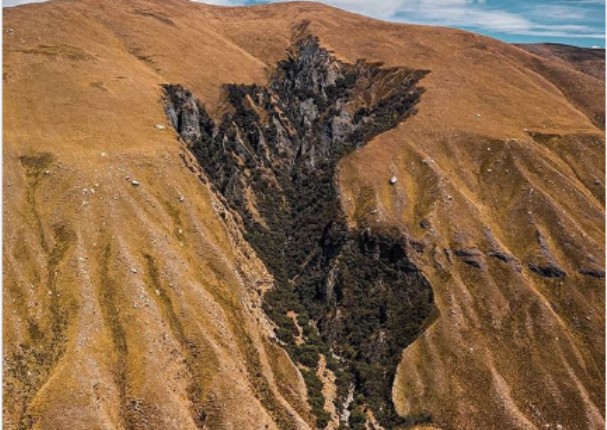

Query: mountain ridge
left=3, top=1, right=604, bottom=429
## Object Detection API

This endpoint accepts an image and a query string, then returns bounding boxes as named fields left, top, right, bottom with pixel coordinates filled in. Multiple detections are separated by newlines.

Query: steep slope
left=3, top=1, right=604, bottom=430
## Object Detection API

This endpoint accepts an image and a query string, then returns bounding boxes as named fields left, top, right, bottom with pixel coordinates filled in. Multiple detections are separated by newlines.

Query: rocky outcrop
left=526, top=230, right=567, bottom=278
left=164, top=36, right=434, bottom=428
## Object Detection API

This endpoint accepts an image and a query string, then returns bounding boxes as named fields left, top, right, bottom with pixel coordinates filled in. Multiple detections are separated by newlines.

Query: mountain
left=3, top=1, right=604, bottom=429
left=516, top=43, right=605, bottom=81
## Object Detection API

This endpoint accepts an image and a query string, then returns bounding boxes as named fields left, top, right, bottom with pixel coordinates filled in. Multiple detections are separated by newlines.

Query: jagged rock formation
left=164, top=36, right=434, bottom=428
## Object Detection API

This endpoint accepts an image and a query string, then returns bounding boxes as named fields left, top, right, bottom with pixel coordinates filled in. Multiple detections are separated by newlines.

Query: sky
left=3, top=0, right=606, bottom=47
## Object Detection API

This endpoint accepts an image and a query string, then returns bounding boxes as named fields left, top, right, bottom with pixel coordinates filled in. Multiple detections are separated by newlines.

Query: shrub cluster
left=163, top=35, right=433, bottom=429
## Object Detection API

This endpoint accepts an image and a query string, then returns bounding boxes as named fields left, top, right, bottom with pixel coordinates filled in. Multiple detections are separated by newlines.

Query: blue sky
left=3, top=0, right=605, bottom=47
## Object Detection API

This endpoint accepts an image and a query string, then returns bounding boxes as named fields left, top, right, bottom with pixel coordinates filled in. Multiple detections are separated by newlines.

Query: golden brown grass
left=3, top=0, right=604, bottom=429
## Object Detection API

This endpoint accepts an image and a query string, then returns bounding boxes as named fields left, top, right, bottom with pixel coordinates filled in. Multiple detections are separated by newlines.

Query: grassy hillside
left=3, top=1, right=604, bottom=429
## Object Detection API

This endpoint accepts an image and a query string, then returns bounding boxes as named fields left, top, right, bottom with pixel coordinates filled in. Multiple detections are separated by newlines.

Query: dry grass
left=15, top=44, right=92, bottom=61
left=3, top=0, right=604, bottom=429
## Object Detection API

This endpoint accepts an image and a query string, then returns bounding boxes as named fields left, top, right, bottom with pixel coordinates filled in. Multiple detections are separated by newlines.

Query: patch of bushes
left=163, top=35, right=433, bottom=429
left=302, top=368, right=331, bottom=429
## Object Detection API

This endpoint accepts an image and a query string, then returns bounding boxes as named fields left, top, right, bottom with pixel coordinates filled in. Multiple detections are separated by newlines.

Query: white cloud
left=395, top=3, right=531, bottom=31
left=299, top=0, right=605, bottom=39
left=3, top=0, right=47, bottom=6
left=306, top=0, right=404, bottom=19
left=532, top=4, right=588, bottom=21
left=562, top=0, right=605, bottom=4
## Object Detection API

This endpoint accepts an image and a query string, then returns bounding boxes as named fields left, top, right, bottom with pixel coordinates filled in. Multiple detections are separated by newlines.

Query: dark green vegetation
left=164, top=36, right=435, bottom=428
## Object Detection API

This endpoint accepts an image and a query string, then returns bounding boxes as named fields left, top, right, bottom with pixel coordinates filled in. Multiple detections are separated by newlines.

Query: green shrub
left=163, top=36, right=433, bottom=429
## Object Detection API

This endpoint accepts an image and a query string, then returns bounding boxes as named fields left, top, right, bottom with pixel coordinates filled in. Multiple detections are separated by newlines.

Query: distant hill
left=517, top=42, right=605, bottom=80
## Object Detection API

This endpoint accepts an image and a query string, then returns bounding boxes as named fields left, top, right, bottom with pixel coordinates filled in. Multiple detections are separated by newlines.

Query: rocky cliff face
left=164, top=36, right=434, bottom=428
